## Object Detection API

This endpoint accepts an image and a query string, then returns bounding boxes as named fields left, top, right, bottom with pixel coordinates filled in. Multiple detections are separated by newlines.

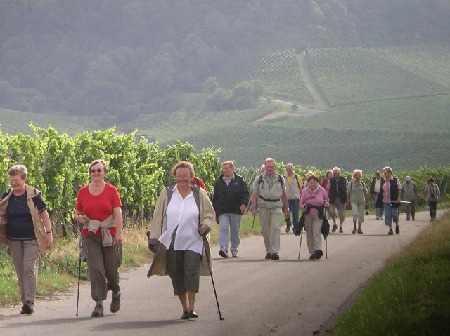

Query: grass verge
left=331, top=212, right=450, bottom=336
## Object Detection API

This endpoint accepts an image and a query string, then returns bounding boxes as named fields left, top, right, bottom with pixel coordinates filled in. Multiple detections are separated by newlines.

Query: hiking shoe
left=219, top=250, right=229, bottom=258
left=332, top=224, right=337, bottom=232
left=265, top=253, right=272, bottom=260
left=314, top=250, right=323, bottom=260
left=231, top=252, right=238, bottom=258
left=406, top=216, right=410, bottom=221
left=271, top=253, right=280, bottom=260
left=388, top=228, right=393, bottom=235
left=339, top=226, right=343, bottom=233
left=357, top=229, right=363, bottom=234
left=188, top=310, right=199, bottom=318
left=110, top=291, right=121, bottom=313
left=91, top=301, right=104, bottom=318
left=309, top=253, right=317, bottom=260
left=20, top=301, right=34, bottom=315
left=181, top=311, right=189, bottom=320
left=352, top=229, right=357, bottom=234
left=285, top=225, right=291, bottom=233
left=395, top=225, right=400, bottom=234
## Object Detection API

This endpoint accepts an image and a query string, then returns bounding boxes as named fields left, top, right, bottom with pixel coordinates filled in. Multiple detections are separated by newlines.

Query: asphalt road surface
left=0, top=211, right=433, bottom=336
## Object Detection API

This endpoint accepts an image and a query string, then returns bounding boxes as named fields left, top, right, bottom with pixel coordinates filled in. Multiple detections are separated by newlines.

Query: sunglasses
left=90, top=168, right=103, bottom=173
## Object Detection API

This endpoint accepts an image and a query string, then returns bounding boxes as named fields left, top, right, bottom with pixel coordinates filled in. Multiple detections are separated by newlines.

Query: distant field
left=0, top=108, right=99, bottom=134
left=2, top=44, right=450, bottom=171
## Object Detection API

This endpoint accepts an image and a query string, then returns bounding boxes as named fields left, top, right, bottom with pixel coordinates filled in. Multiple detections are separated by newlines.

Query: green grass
left=331, top=212, right=450, bottom=336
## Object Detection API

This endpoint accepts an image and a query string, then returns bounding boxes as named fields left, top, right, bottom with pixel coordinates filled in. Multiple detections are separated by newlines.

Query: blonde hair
left=353, top=169, right=363, bottom=178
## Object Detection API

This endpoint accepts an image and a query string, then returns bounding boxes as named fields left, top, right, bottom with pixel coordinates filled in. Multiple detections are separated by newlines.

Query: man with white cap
left=401, top=176, right=418, bottom=220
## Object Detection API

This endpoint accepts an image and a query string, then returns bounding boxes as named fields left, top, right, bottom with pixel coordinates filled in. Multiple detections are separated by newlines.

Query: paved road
left=0, top=211, right=432, bottom=336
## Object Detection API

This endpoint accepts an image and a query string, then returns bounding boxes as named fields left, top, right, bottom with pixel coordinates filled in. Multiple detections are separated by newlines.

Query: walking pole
left=297, top=233, right=303, bottom=259
left=76, top=232, right=82, bottom=316
left=325, top=237, right=328, bottom=259
left=203, top=237, right=224, bottom=321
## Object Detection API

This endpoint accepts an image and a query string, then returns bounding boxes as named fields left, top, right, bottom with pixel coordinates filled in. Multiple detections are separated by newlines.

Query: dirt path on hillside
left=253, top=51, right=329, bottom=123
left=0, top=212, right=433, bottom=336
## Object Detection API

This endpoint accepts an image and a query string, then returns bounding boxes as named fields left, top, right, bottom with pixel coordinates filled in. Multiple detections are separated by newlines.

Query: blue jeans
left=288, top=199, right=300, bottom=227
left=219, top=213, right=242, bottom=254
left=383, top=203, right=399, bottom=227
left=428, top=201, right=438, bottom=219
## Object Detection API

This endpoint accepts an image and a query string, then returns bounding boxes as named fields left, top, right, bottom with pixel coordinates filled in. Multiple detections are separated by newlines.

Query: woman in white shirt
left=147, top=161, right=216, bottom=320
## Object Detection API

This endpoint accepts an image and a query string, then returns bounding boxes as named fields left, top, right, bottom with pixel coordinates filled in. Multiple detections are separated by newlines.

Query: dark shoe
left=357, top=229, right=363, bottom=234
left=265, top=253, right=272, bottom=260
left=91, top=301, right=104, bottom=317
left=20, top=301, right=34, bottom=315
left=110, top=291, right=121, bottom=313
left=388, top=228, right=393, bottom=235
left=181, top=311, right=189, bottom=320
left=219, top=250, right=229, bottom=258
left=188, top=310, right=199, bottom=318
left=406, top=217, right=410, bottom=221
left=314, top=250, right=323, bottom=260
left=309, top=253, right=317, bottom=260
left=332, top=224, right=337, bottom=232
left=285, top=225, right=291, bottom=233
left=395, top=225, right=400, bottom=234
left=271, top=253, right=280, bottom=260
left=352, top=228, right=357, bottom=234
left=339, top=226, right=343, bottom=233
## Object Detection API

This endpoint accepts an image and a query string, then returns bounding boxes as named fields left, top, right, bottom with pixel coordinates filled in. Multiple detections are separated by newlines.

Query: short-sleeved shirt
left=4, top=191, right=47, bottom=240
left=75, top=183, right=122, bottom=237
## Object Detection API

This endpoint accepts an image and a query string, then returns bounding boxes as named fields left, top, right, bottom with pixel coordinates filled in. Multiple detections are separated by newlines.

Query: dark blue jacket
left=212, top=173, right=249, bottom=216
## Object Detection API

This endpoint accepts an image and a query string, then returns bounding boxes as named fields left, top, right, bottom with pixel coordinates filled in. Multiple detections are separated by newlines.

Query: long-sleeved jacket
left=147, top=185, right=216, bottom=277
left=212, top=173, right=249, bottom=216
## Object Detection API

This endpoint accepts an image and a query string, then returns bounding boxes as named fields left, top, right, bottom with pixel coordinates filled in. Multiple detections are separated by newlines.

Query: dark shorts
left=166, top=249, right=201, bottom=295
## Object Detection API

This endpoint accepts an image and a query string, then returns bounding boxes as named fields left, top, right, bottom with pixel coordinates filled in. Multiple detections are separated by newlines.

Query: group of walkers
left=0, top=159, right=442, bottom=321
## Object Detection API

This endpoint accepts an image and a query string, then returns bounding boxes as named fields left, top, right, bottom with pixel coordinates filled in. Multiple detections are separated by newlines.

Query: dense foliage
left=1, top=0, right=450, bottom=118
left=0, top=126, right=221, bottom=236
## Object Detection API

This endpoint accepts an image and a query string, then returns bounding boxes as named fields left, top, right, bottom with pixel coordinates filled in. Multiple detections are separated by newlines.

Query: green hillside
left=2, top=44, right=450, bottom=171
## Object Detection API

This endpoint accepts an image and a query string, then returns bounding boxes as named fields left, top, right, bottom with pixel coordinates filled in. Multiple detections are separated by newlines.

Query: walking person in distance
left=300, top=173, right=329, bottom=260
left=251, top=158, right=289, bottom=260
left=423, top=177, right=440, bottom=221
left=346, top=169, right=368, bottom=234
left=381, top=167, right=402, bottom=235
left=213, top=160, right=250, bottom=258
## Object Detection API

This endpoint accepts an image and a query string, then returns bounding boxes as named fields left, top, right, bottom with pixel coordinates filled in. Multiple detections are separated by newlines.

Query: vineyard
left=217, top=49, right=314, bottom=105
left=0, top=126, right=221, bottom=236
left=307, top=45, right=450, bottom=106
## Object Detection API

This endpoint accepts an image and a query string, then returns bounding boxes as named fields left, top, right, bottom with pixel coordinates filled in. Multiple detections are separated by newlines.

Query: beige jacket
left=0, top=185, right=50, bottom=254
left=147, top=186, right=216, bottom=277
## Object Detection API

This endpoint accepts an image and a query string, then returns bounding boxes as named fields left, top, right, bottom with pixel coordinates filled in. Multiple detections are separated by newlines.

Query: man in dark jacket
left=212, top=161, right=250, bottom=258
left=328, top=167, right=347, bottom=233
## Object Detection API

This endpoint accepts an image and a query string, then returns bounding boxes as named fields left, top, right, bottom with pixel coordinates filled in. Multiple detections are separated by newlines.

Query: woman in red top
left=75, top=159, right=123, bottom=318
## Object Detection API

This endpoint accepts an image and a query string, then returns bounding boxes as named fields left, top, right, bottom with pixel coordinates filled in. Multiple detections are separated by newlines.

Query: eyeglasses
left=90, top=168, right=103, bottom=173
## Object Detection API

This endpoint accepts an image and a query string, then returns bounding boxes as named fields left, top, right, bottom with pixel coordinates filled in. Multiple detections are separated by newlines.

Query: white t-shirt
left=158, top=186, right=203, bottom=254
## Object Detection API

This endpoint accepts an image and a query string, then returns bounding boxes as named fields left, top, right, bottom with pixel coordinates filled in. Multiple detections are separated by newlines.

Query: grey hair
left=8, top=164, right=28, bottom=179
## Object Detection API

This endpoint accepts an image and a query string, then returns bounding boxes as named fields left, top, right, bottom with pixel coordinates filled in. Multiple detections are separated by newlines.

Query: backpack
left=294, top=173, right=303, bottom=190
left=258, top=173, right=285, bottom=188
